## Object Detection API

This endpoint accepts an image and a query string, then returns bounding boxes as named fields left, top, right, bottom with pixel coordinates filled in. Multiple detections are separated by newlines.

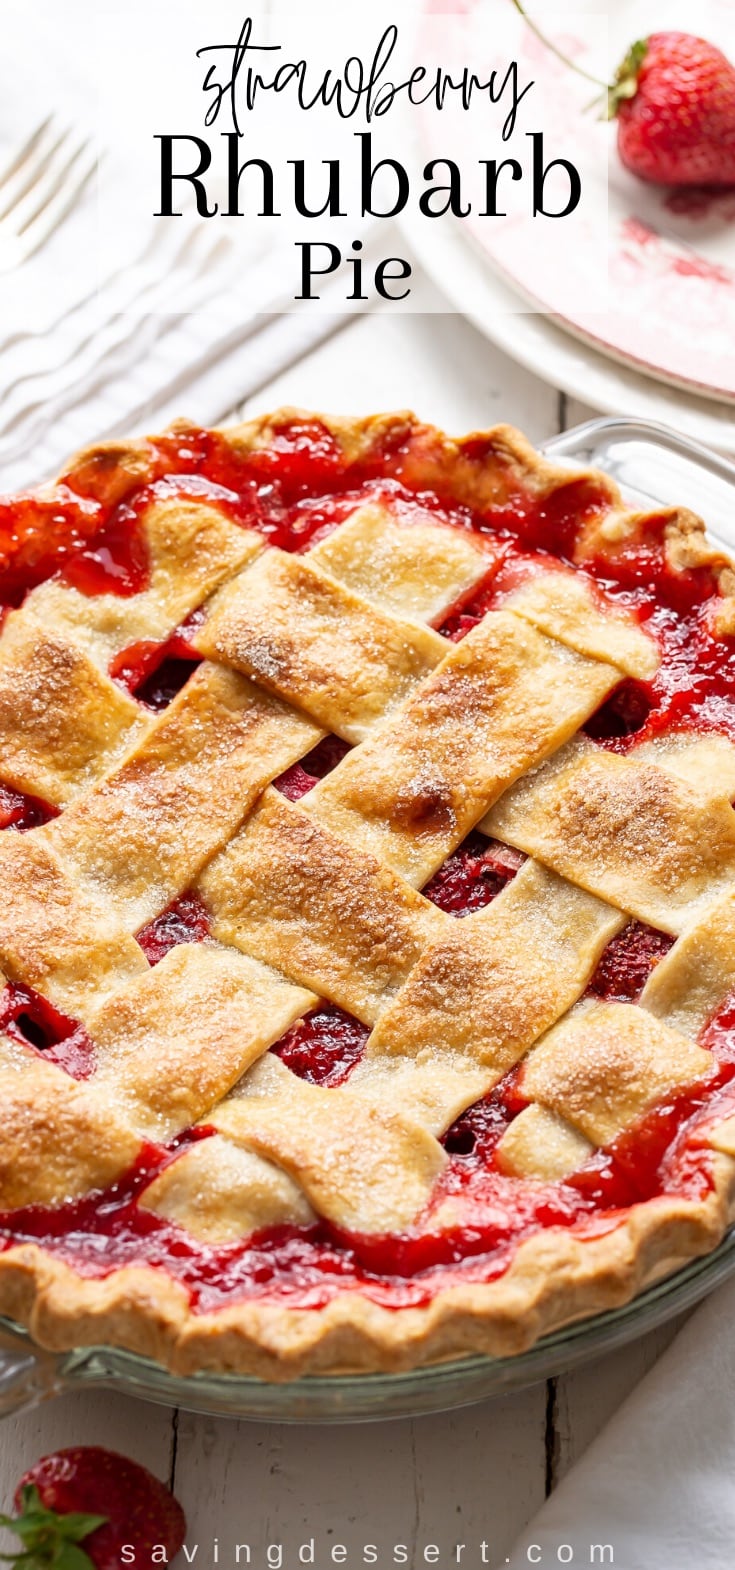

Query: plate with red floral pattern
left=416, top=0, right=735, bottom=403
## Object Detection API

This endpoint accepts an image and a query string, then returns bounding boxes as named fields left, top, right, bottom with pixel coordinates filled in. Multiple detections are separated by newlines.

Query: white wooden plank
left=564, top=396, right=600, bottom=431
left=172, top=1386, right=547, bottom=1568
left=409, top=1391, right=547, bottom=1565
left=552, top=1315, right=688, bottom=1485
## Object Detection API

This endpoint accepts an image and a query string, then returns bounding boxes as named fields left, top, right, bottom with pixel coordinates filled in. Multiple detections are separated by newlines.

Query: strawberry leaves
left=0, top=1484, right=106, bottom=1569
left=606, top=40, right=649, bottom=120
left=10, top=1448, right=186, bottom=1570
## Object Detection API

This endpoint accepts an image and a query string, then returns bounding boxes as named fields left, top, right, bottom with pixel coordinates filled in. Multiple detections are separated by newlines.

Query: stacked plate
left=403, top=0, right=735, bottom=451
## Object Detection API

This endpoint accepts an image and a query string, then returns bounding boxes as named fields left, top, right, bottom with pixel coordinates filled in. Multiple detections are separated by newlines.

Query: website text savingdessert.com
left=117, top=1537, right=616, bottom=1564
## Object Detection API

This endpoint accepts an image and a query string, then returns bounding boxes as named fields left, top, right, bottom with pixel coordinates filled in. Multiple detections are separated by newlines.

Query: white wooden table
left=0, top=294, right=690, bottom=1566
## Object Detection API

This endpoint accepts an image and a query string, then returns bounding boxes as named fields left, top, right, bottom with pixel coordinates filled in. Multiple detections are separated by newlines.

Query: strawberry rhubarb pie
left=1, top=410, right=735, bottom=1378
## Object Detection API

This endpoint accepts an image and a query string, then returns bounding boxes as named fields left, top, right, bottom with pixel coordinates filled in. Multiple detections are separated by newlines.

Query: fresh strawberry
left=512, top=5, right=735, bottom=189
left=0, top=1447, right=186, bottom=1569
left=611, top=33, right=735, bottom=187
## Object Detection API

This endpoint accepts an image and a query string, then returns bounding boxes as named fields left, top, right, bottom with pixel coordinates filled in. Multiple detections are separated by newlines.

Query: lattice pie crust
left=2, top=409, right=735, bottom=1379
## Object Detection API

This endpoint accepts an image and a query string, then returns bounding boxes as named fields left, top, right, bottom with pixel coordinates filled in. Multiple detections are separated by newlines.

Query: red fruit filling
left=59, top=506, right=150, bottom=598
left=584, top=679, right=653, bottom=742
left=0, top=487, right=105, bottom=606
left=586, top=921, right=674, bottom=1003
left=0, top=783, right=58, bottom=831
left=273, top=1004, right=369, bottom=1086
left=566, top=1062, right=735, bottom=1214
left=127, top=654, right=202, bottom=712
left=110, top=610, right=205, bottom=710
left=274, top=735, right=352, bottom=801
left=0, top=983, right=95, bottom=1079
left=443, top=1066, right=527, bottom=1159
left=423, top=832, right=525, bottom=916
left=136, top=892, right=212, bottom=965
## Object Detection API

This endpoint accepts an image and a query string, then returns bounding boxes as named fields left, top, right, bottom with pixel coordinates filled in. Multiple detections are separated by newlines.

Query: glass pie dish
left=2, top=414, right=735, bottom=1425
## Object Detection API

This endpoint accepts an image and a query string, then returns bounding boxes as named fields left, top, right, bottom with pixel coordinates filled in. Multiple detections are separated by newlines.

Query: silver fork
left=0, top=116, right=97, bottom=272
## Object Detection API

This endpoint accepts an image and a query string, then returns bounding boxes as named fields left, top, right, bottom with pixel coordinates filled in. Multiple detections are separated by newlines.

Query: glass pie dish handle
left=0, top=1322, right=68, bottom=1416
left=543, top=416, right=735, bottom=549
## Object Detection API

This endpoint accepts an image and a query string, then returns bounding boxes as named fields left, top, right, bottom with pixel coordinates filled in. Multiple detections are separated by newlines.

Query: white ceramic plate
left=399, top=197, right=735, bottom=452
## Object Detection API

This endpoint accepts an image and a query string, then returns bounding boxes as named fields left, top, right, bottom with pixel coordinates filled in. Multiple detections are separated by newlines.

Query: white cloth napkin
left=503, top=1274, right=735, bottom=1570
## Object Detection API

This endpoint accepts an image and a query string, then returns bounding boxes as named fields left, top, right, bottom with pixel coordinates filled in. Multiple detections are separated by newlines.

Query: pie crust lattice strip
left=2, top=408, right=735, bottom=1379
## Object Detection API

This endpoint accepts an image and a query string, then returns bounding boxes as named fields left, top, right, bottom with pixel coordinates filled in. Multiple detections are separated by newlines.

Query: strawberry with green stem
left=0, top=1447, right=186, bottom=1569
left=511, top=1, right=735, bottom=187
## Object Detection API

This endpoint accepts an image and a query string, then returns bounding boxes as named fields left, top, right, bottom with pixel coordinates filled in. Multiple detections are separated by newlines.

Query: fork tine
left=15, top=146, right=97, bottom=264
left=7, top=136, right=91, bottom=237
left=0, top=120, right=69, bottom=223
left=0, top=115, right=54, bottom=190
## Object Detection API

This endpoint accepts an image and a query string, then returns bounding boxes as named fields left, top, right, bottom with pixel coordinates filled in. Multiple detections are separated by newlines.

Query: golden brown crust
left=308, top=501, right=493, bottom=625
left=213, top=1055, right=447, bottom=1236
left=51, top=664, right=321, bottom=931
left=195, top=547, right=446, bottom=744
left=87, top=943, right=316, bottom=1141
left=520, top=1002, right=713, bottom=1147
left=0, top=833, right=147, bottom=1020
left=504, top=570, right=659, bottom=681
left=365, top=860, right=622, bottom=1074
left=2, top=406, right=735, bottom=1379
left=29, top=497, right=261, bottom=673
left=0, top=610, right=146, bottom=805
left=139, top=1134, right=315, bottom=1243
left=202, top=787, right=444, bottom=1026
left=0, top=1062, right=141, bottom=1209
left=306, top=614, right=620, bottom=887
left=486, top=737, right=735, bottom=935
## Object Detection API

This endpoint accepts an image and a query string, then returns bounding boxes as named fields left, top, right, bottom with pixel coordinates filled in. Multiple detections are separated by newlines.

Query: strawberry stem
left=0, top=1486, right=105, bottom=1569
left=510, top=0, right=608, bottom=90
left=606, top=39, right=649, bottom=119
